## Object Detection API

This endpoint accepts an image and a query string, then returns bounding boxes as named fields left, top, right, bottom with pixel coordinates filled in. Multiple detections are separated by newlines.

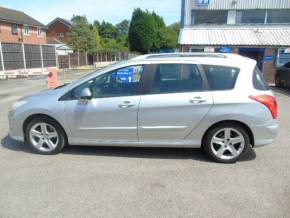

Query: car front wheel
left=203, top=124, right=250, bottom=163
left=25, top=117, right=66, bottom=155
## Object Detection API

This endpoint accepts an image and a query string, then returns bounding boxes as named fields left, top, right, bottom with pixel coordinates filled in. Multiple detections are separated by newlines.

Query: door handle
left=119, top=101, right=135, bottom=109
left=189, top=97, right=207, bottom=104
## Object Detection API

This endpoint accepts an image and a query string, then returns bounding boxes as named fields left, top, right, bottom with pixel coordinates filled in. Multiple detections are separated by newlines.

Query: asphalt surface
left=0, top=73, right=290, bottom=218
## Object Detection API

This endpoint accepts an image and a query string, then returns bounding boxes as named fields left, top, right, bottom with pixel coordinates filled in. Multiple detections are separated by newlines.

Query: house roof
left=47, top=18, right=73, bottom=28
left=179, top=25, right=290, bottom=47
left=47, top=37, right=64, bottom=45
left=0, top=7, right=46, bottom=28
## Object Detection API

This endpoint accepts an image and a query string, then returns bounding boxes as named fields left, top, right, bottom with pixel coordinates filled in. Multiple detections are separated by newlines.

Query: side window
left=70, top=65, right=143, bottom=99
left=151, top=64, right=203, bottom=94
left=203, top=65, right=240, bottom=91
left=253, top=67, right=269, bottom=91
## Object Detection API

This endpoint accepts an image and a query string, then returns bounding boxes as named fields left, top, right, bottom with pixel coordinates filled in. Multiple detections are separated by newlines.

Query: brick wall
left=47, top=21, right=70, bottom=44
left=0, top=21, right=47, bottom=44
left=263, top=48, right=277, bottom=84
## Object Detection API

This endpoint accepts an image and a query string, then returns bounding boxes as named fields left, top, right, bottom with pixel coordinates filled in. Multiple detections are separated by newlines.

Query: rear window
left=253, top=67, right=269, bottom=91
left=203, top=65, right=240, bottom=91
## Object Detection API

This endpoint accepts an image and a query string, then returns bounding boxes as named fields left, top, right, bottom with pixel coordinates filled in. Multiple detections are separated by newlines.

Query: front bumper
left=8, top=111, right=25, bottom=142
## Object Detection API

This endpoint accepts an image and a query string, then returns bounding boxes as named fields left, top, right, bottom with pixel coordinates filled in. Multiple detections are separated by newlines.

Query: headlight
left=10, top=100, right=27, bottom=111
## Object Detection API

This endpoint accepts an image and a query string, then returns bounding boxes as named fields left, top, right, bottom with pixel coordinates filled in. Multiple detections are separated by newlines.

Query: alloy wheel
left=210, top=128, right=245, bottom=160
left=29, top=122, right=59, bottom=152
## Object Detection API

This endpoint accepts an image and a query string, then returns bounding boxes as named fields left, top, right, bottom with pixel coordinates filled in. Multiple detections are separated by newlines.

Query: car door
left=63, top=65, right=145, bottom=143
left=138, top=63, right=213, bottom=143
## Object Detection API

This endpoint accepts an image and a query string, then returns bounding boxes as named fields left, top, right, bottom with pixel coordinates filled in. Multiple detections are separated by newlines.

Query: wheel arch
left=23, top=114, right=68, bottom=143
left=201, top=120, right=255, bottom=147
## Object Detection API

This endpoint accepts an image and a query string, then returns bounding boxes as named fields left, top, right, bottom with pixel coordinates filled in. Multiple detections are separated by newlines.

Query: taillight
left=249, top=95, right=278, bottom=119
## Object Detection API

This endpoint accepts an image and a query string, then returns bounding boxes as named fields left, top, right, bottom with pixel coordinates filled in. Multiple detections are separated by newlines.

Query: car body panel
left=8, top=53, right=279, bottom=149
left=64, top=96, right=141, bottom=143
left=138, top=92, right=213, bottom=143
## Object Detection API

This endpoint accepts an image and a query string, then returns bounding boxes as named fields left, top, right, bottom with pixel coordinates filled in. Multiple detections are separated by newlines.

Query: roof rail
left=144, top=53, right=227, bottom=59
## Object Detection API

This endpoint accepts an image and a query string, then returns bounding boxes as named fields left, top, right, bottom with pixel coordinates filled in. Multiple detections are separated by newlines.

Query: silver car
left=9, top=53, right=279, bottom=163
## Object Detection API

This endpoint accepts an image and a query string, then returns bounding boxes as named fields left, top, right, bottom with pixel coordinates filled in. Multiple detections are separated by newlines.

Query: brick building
left=47, top=18, right=72, bottom=44
left=0, top=7, right=47, bottom=44
left=179, top=0, right=290, bottom=83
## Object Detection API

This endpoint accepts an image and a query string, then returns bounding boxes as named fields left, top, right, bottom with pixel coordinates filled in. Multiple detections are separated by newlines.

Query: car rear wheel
left=275, top=75, right=283, bottom=88
left=203, top=124, right=250, bottom=163
left=25, top=117, right=66, bottom=155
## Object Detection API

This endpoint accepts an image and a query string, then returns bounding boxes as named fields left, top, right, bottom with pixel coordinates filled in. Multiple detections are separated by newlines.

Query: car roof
left=130, top=52, right=256, bottom=67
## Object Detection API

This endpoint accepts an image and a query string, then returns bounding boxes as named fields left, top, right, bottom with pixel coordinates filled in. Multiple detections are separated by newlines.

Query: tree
left=158, top=22, right=180, bottom=50
left=68, top=16, right=91, bottom=52
left=116, top=20, right=130, bottom=37
left=98, top=21, right=118, bottom=39
left=128, top=8, right=157, bottom=54
left=151, top=12, right=166, bottom=51
left=90, top=25, right=102, bottom=51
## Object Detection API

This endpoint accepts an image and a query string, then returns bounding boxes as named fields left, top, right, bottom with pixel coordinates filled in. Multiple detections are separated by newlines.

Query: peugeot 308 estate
left=9, top=53, right=279, bottom=163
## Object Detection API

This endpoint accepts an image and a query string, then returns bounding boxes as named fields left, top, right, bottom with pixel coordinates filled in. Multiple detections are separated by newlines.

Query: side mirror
left=79, top=88, right=92, bottom=100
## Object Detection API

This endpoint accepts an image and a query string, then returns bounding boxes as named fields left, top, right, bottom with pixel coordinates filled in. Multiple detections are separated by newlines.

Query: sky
left=0, top=0, right=181, bottom=25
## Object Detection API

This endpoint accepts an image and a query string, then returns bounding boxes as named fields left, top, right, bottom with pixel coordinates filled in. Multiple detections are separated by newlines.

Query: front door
left=64, top=65, right=144, bottom=143
left=138, top=63, right=213, bottom=143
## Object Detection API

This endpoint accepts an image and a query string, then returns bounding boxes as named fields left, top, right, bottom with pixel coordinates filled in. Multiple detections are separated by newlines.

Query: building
left=47, top=37, right=73, bottom=56
left=179, top=0, right=290, bottom=82
left=47, top=18, right=72, bottom=44
left=0, top=7, right=47, bottom=44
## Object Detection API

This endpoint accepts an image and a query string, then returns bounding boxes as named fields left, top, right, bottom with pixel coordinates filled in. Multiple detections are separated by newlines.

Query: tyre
left=275, top=74, right=283, bottom=88
left=203, top=124, right=250, bottom=163
left=25, top=117, right=67, bottom=155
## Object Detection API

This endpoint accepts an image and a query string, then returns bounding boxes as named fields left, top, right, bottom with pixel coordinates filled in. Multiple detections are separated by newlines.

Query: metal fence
left=0, top=42, right=56, bottom=74
left=0, top=43, right=3, bottom=71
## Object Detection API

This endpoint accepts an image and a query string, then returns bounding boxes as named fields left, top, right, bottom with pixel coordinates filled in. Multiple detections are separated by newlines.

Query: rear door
left=138, top=63, right=213, bottom=143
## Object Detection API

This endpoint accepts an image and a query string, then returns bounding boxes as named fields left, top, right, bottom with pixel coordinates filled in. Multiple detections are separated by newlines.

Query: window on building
left=11, top=23, right=18, bottom=35
left=59, top=32, right=64, bottom=38
left=276, top=48, right=290, bottom=67
left=151, top=64, right=203, bottom=94
left=237, top=10, right=266, bottom=24
left=37, top=27, right=42, bottom=37
left=267, top=10, right=290, bottom=24
left=192, top=10, right=228, bottom=25
left=196, top=0, right=210, bottom=5
left=23, top=25, right=29, bottom=35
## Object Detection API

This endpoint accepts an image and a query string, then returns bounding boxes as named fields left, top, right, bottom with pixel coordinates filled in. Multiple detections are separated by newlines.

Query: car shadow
left=1, top=135, right=256, bottom=163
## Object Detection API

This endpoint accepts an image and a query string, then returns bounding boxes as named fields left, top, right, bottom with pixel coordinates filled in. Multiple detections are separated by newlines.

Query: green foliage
left=90, top=26, right=102, bottom=51
left=116, top=20, right=130, bottom=37
left=129, top=9, right=180, bottom=54
left=160, top=22, right=180, bottom=49
left=68, top=11, right=179, bottom=54
left=129, top=8, right=157, bottom=54
left=99, top=21, right=118, bottom=39
left=68, top=15, right=92, bottom=52
left=151, top=12, right=165, bottom=52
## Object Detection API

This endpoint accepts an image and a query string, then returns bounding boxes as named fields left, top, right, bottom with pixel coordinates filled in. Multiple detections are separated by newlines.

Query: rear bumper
left=251, top=120, right=279, bottom=147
